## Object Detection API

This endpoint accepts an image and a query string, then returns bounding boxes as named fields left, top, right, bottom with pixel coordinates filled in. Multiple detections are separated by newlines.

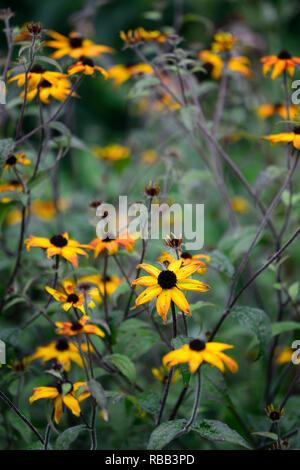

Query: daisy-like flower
left=45, top=278, right=96, bottom=313
left=158, top=251, right=210, bottom=276
left=89, top=229, right=136, bottom=257
left=3, top=153, right=31, bottom=170
left=145, top=181, right=160, bottom=197
left=120, top=27, right=168, bottom=45
left=262, top=126, right=300, bottom=151
left=0, top=180, right=22, bottom=193
left=31, top=199, right=67, bottom=221
left=163, top=339, right=238, bottom=374
left=26, top=77, right=74, bottom=104
left=265, top=404, right=284, bottom=422
left=28, top=338, right=90, bottom=371
left=198, top=50, right=251, bottom=80
left=45, top=30, right=114, bottom=59
left=211, top=32, right=238, bottom=53
left=152, top=364, right=180, bottom=384
left=55, top=315, right=105, bottom=338
left=108, top=63, right=153, bottom=86
left=132, top=259, right=210, bottom=323
left=7, top=64, right=67, bottom=90
left=261, top=50, right=300, bottom=80
left=68, top=58, right=108, bottom=78
left=29, top=381, right=88, bottom=424
left=256, top=103, right=300, bottom=120
left=93, top=144, right=130, bottom=161
left=24, top=233, right=90, bottom=268
left=230, top=196, right=250, bottom=213
left=78, top=274, right=122, bottom=303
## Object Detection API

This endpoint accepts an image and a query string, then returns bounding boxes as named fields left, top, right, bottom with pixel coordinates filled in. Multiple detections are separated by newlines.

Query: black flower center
left=157, top=270, right=177, bottom=289
left=203, top=62, right=214, bottom=74
left=103, top=236, right=115, bottom=242
left=55, top=338, right=69, bottom=351
left=69, top=36, right=83, bottom=48
left=103, top=275, right=111, bottom=282
left=293, top=126, right=300, bottom=134
left=189, top=339, right=206, bottom=351
left=39, top=79, right=51, bottom=88
left=70, top=321, right=83, bottom=331
left=6, top=154, right=17, bottom=166
left=82, top=57, right=94, bottom=66
left=67, top=293, right=79, bottom=304
left=181, top=252, right=192, bottom=259
left=269, top=411, right=280, bottom=421
left=56, top=382, right=62, bottom=394
left=50, top=234, right=68, bottom=247
left=30, top=64, right=44, bottom=74
left=277, top=50, right=291, bottom=59
left=274, top=102, right=282, bottom=109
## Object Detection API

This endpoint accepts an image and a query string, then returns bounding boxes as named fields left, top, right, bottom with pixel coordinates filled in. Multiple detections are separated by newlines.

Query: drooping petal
left=54, top=395, right=63, bottom=424
left=135, top=285, right=162, bottom=306
left=62, top=394, right=81, bottom=416
left=176, top=279, right=211, bottom=292
left=175, top=262, right=203, bottom=279
left=216, top=351, right=238, bottom=373
left=156, top=290, right=171, bottom=322
left=170, top=287, right=190, bottom=314
left=137, top=263, right=161, bottom=278
left=131, top=276, right=158, bottom=286
left=29, top=387, right=58, bottom=402
left=45, top=286, right=67, bottom=302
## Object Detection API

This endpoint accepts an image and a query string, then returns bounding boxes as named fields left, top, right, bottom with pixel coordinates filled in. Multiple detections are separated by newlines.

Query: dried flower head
left=165, top=233, right=183, bottom=248
left=145, top=181, right=160, bottom=197
left=265, top=404, right=284, bottom=422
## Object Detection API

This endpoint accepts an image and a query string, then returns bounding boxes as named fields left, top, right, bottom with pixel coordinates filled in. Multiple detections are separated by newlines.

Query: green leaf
left=35, top=55, right=63, bottom=72
left=105, top=353, right=136, bottom=384
left=209, top=250, right=235, bottom=278
left=252, top=431, right=278, bottom=441
left=288, top=282, right=299, bottom=300
left=87, top=378, right=108, bottom=421
left=201, top=364, right=233, bottom=408
left=231, top=306, right=272, bottom=358
left=27, top=167, right=54, bottom=190
left=116, top=319, right=158, bottom=359
left=179, top=105, right=198, bottom=131
left=192, top=419, right=251, bottom=449
left=219, top=226, right=262, bottom=261
left=55, top=425, right=87, bottom=450
left=272, top=321, right=300, bottom=336
left=148, top=419, right=186, bottom=449
left=136, top=391, right=161, bottom=419
left=190, top=301, right=216, bottom=312
left=0, top=138, right=14, bottom=157
left=255, top=165, right=286, bottom=197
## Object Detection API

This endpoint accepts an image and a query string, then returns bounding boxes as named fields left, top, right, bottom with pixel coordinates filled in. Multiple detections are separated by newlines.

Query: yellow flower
left=25, top=233, right=90, bottom=268
left=198, top=50, right=223, bottom=80
left=78, top=274, right=122, bottom=303
left=163, top=339, right=238, bottom=374
left=228, top=56, right=251, bottom=78
left=265, top=404, right=284, bottom=422
left=55, top=315, right=104, bottom=338
left=261, top=50, right=300, bottom=80
left=152, top=365, right=180, bottom=384
left=4, top=153, right=31, bottom=170
left=211, top=32, right=238, bottom=53
left=29, top=381, right=87, bottom=424
left=28, top=338, right=90, bottom=371
left=94, top=144, right=130, bottom=161
left=0, top=180, right=22, bottom=193
left=45, top=278, right=96, bottom=313
left=7, top=64, right=67, bottom=90
left=158, top=251, right=210, bottom=276
left=276, top=347, right=293, bottom=365
left=25, top=77, right=74, bottom=104
left=262, top=126, right=300, bottom=150
left=7, top=358, right=29, bottom=372
left=68, top=58, right=108, bottom=78
left=120, top=27, right=168, bottom=45
left=256, top=103, right=300, bottom=120
left=108, top=63, right=153, bottom=86
left=45, top=30, right=114, bottom=59
left=230, top=196, right=250, bottom=213
left=142, top=149, right=158, bottom=164
left=89, top=229, right=137, bottom=257
left=31, top=199, right=67, bottom=221
left=132, top=259, right=210, bottom=323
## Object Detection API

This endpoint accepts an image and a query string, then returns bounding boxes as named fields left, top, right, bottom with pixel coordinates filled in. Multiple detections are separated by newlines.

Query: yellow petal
left=170, top=287, right=190, bottom=314
left=135, top=285, right=162, bottom=306
left=156, top=290, right=171, bottom=322
left=137, top=263, right=161, bottom=278
left=63, top=394, right=81, bottom=416
left=176, top=279, right=211, bottom=292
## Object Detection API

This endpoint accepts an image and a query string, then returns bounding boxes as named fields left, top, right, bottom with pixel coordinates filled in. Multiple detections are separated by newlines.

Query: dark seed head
left=67, top=293, right=79, bottom=304
left=181, top=252, right=192, bottom=259
left=277, top=50, right=291, bottom=59
left=269, top=411, right=280, bottom=421
left=157, top=270, right=177, bottom=289
left=56, top=382, right=62, bottom=394
left=6, top=154, right=17, bottom=166
left=55, top=338, right=69, bottom=351
left=69, top=36, right=83, bottom=48
left=203, top=62, right=214, bottom=74
left=189, top=339, right=206, bottom=351
left=81, top=57, right=94, bottom=66
left=293, top=126, right=300, bottom=134
left=103, top=236, right=115, bottom=242
left=30, top=64, right=44, bottom=74
left=50, top=234, right=68, bottom=247
left=70, top=321, right=83, bottom=331
left=39, top=79, right=51, bottom=88
left=103, top=275, right=111, bottom=282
